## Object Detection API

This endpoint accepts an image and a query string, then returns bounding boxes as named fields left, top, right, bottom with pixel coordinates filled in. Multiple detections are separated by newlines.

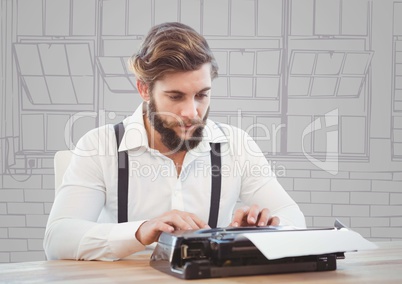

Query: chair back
left=54, top=150, right=73, bottom=194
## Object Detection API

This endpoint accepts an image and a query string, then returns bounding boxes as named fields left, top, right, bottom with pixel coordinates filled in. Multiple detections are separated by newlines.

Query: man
left=44, top=22, right=305, bottom=261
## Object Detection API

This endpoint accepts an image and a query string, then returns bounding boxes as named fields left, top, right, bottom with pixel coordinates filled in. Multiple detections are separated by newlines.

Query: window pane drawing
left=216, top=48, right=282, bottom=101
left=310, top=77, right=338, bottom=97
left=315, top=52, right=344, bottom=75
left=96, top=56, right=136, bottom=93
left=14, top=42, right=94, bottom=108
left=288, top=50, right=373, bottom=97
left=394, top=41, right=402, bottom=114
left=229, top=51, right=255, bottom=75
left=392, top=2, right=402, bottom=160
left=290, top=52, right=315, bottom=75
left=256, top=50, right=282, bottom=75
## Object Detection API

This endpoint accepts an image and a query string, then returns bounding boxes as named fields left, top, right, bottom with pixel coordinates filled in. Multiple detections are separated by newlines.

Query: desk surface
left=1, top=242, right=402, bottom=283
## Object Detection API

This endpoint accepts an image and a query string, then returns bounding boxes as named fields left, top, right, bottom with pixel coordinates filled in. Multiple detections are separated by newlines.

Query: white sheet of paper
left=240, top=228, right=377, bottom=260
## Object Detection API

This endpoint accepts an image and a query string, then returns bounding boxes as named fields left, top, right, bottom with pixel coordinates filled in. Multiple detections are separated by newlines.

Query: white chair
left=54, top=150, right=73, bottom=194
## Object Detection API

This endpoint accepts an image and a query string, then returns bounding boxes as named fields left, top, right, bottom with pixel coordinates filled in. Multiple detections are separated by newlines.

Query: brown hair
left=129, top=22, right=218, bottom=92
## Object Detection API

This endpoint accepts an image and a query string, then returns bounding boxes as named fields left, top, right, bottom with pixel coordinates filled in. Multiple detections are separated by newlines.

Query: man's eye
left=169, top=95, right=181, bottom=100
left=196, top=93, right=208, bottom=99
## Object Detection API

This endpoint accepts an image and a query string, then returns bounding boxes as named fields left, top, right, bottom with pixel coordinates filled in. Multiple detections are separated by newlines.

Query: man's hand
left=135, top=210, right=209, bottom=245
left=230, top=204, right=280, bottom=227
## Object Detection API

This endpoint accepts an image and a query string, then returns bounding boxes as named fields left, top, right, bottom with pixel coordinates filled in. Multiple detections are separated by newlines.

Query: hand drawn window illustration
left=96, top=56, right=137, bottom=93
left=392, top=2, right=402, bottom=160
left=283, top=0, right=375, bottom=162
left=285, top=50, right=373, bottom=160
left=13, top=41, right=97, bottom=153
left=288, top=50, right=373, bottom=98
left=212, top=48, right=282, bottom=100
left=210, top=47, right=284, bottom=154
left=13, top=42, right=95, bottom=111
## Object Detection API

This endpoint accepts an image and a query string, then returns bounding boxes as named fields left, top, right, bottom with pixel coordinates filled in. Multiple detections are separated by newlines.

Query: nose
left=180, top=99, right=198, bottom=121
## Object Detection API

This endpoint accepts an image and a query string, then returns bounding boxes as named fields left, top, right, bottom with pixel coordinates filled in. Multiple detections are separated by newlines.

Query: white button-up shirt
left=44, top=104, right=306, bottom=261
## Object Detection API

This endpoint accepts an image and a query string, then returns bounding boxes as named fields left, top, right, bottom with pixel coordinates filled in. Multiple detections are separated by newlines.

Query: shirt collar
left=118, top=103, right=229, bottom=153
left=118, top=103, right=149, bottom=152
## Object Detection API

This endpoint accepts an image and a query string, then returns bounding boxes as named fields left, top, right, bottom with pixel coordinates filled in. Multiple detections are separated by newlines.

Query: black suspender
left=114, top=123, right=129, bottom=223
left=208, top=142, right=222, bottom=228
left=113, top=122, right=222, bottom=227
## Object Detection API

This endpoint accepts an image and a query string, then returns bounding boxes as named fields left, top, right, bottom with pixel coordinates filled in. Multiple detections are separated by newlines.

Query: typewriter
left=150, top=225, right=348, bottom=279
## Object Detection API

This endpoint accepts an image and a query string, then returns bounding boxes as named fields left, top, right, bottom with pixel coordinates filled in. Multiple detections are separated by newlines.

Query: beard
left=147, top=97, right=209, bottom=153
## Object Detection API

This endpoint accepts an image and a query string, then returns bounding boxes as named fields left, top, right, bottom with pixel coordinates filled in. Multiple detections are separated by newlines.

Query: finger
left=183, top=215, right=202, bottom=229
left=164, top=212, right=205, bottom=231
left=171, top=211, right=208, bottom=229
left=247, top=204, right=260, bottom=225
left=156, top=221, right=175, bottom=233
left=268, top=216, right=280, bottom=226
left=231, top=206, right=250, bottom=227
left=162, top=210, right=209, bottom=230
left=135, top=221, right=174, bottom=245
left=255, top=208, right=271, bottom=226
left=186, top=213, right=210, bottom=229
left=169, top=214, right=194, bottom=230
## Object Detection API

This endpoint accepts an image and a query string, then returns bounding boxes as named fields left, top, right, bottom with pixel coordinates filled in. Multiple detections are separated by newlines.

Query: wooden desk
left=1, top=242, right=401, bottom=283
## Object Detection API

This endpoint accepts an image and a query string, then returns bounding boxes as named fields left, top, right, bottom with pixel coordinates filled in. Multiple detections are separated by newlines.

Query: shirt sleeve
left=236, top=130, right=306, bottom=228
left=44, top=127, right=146, bottom=261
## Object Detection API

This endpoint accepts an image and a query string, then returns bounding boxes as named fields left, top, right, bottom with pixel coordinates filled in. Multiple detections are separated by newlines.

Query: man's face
left=147, top=63, right=212, bottom=153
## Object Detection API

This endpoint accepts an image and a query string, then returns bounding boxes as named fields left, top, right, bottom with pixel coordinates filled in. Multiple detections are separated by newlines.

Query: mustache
left=162, top=118, right=206, bottom=128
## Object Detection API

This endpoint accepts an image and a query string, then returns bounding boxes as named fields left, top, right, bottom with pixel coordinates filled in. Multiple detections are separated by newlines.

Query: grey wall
left=0, top=0, right=401, bottom=263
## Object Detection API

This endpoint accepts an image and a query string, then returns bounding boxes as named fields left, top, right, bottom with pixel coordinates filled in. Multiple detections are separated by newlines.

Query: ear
left=136, top=80, right=150, bottom=102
